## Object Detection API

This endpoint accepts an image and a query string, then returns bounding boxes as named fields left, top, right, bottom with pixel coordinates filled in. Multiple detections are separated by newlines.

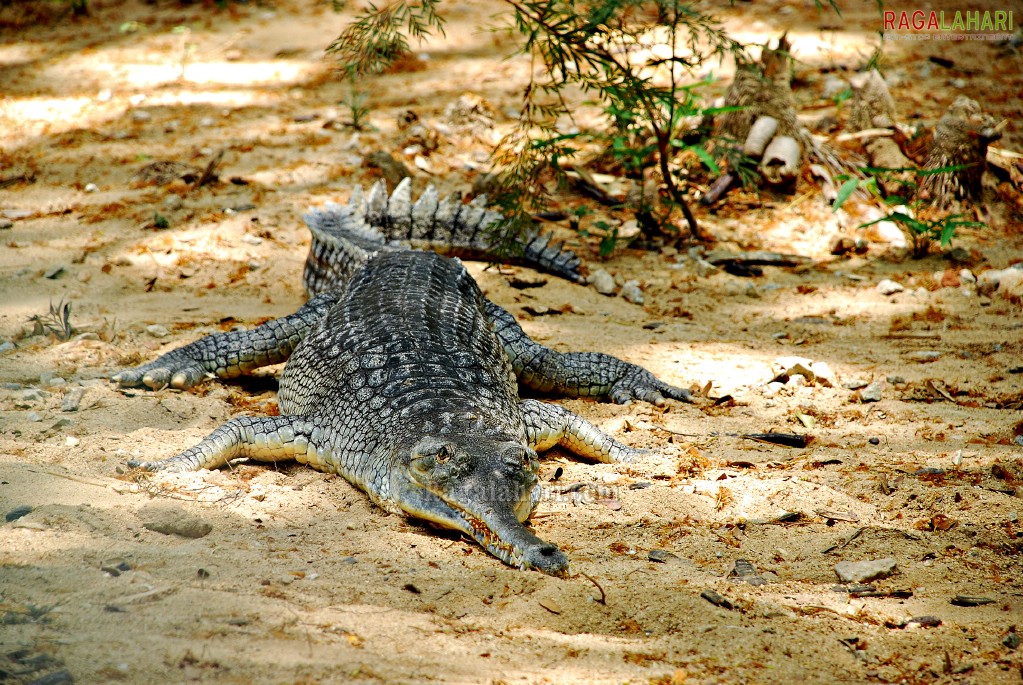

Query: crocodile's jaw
left=397, top=438, right=570, bottom=576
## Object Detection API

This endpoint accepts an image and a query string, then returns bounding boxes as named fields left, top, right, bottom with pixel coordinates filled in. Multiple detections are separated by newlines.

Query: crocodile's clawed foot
left=609, top=371, right=694, bottom=407
left=111, top=356, right=209, bottom=390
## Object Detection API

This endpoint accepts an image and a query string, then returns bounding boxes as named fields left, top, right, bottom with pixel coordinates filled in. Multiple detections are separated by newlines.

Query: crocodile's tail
left=351, top=178, right=584, bottom=284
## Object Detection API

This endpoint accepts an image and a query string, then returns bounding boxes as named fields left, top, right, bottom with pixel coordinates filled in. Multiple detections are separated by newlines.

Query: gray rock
left=0, top=341, right=14, bottom=354
left=44, top=265, right=65, bottom=280
left=905, top=350, right=942, bottom=363
left=145, top=324, right=170, bottom=338
left=859, top=377, right=885, bottom=403
left=61, top=387, right=85, bottom=412
left=620, top=280, right=644, bottom=305
left=876, top=279, right=904, bottom=296
left=26, top=411, right=42, bottom=422
left=140, top=504, right=213, bottom=539
left=589, top=269, right=616, bottom=296
left=0, top=218, right=12, bottom=229
left=834, top=557, right=897, bottom=583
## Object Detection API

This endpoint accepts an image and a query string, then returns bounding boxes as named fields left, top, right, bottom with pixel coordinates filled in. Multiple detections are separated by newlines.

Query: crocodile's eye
left=435, top=446, right=450, bottom=464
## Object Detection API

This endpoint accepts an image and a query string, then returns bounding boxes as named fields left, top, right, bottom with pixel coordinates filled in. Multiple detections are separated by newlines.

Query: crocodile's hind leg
left=111, top=291, right=341, bottom=390
left=520, top=399, right=647, bottom=464
left=487, top=301, right=693, bottom=406
left=127, top=415, right=329, bottom=473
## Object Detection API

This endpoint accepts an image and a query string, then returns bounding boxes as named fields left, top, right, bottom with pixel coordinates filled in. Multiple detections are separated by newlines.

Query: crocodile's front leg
left=486, top=301, right=693, bottom=406
left=521, top=399, right=647, bottom=463
left=111, top=291, right=341, bottom=390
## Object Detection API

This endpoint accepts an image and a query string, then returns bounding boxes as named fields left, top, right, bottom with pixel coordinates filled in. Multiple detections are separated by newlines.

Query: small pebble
left=27, top=411, right=42, bottom=422
left=241, top=234, right=263, bottom=245
left=131, top=110, right=152, bottom=122
left=0, top=341, right=15, bottom=354
left=834, top=557, right=897, bottom=583
left=859, top=378, right=886, bottom=403
left=620, top=280, right=644, bottom=305
left=0, top=218, right=13, bottom=229
left=868, top=437, right=880, bottom=445
left=84, top=182, right=99, bottom=193
left=5, top=505, right=33, bottom=522
left=589, top=269, right=616, bottom=296
left=145, top=324, right=170, bottom=338
left=140, top=504, right=213, bottom=539
left=61, top=386, right=85, bottom=412
left=842, top=378, right=869, bottom=390
left=876, top=279, right=904, bottom=296
left=65, top=435, right=80, bottom=447
left=44, top=265, right=65, bottom=279
left=163, top=195, right=183, bottom=211
left=1003, top=630, right=1020, bottom=650
left=905, top=350, right=942, bottom=363
left=648, top=549, right=678, bottom=563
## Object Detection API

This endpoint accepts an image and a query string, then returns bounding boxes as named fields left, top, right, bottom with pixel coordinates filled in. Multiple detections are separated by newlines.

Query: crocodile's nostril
left=524, top=543, right=569, bottom=576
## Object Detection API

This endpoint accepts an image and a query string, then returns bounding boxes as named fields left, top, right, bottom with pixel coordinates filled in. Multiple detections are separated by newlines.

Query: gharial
left=113, top=179, right=692, bottom=575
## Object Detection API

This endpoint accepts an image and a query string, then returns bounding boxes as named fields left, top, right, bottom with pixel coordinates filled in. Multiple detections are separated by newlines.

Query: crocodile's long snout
left=473, top=505, right=569, bottom=576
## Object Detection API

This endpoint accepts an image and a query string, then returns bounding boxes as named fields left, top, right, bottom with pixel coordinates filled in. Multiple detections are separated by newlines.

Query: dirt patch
left=1, top=1, right=1021, bottom=683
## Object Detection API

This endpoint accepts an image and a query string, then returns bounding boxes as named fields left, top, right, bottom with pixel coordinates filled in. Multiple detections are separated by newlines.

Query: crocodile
left=114, top=183, right=692, bottom=574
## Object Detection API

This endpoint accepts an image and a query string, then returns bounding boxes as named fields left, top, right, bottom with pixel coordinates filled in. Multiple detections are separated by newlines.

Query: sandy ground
left=1, top=1, right=1022, bottom=683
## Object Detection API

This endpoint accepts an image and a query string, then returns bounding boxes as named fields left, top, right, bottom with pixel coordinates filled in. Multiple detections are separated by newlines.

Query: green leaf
left=832, top=178, right=859, bottom=211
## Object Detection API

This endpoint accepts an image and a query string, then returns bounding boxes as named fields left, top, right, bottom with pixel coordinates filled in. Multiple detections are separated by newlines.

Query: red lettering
left=883, top=10, right=895, bottom=30
left=898, top=11, right=910, bottom=30
left=926, top=11, right=940, bottom=30
left=912, top=10, right=925, bottom=30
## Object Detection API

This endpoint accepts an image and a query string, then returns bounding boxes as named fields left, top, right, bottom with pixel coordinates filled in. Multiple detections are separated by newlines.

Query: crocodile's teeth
left=411, top=184, right=439, bottom=240
left=365, top=179, right=388, bottom=225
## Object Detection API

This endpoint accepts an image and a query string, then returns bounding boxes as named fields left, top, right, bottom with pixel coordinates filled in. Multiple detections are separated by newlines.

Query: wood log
left=760, top=136, right=801, bottom=186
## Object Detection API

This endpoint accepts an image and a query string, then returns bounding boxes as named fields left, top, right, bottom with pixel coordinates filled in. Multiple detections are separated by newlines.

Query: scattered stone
left=868, top=437, right=880, bottom=445
left=163, top=194, right=183, bottom=211
left=700, top=588, right=733, bottom=610
left=5, top=505, right=33, bottom=522
left=831, top=584, right=876, bottom=594
left=241, top=234, right=263, bottom=245
left=27, top=411, right=43, bottom=422
left=21, top=388, right=46, bottom=403
left=44, top=265, right=66, bottom=279
left=728, top=559, right=768, bottom=586
left=0, top=341, right=14, bottom=354
left=131, top=110, right=153, bottom=122
left=620, top=280, right=644, bottom=305
left=648, top=549, right=678, bottom=563
left=834, top=557, right=897, bottom=583
left=1003, top=629, right=1020, bottom=650
left=959, top=269, right=976, bottom=284
left=0, top=218, right=12, bottom=229
left=84, top=182, right=99, bottom=193
left=27, top=669, right=74, bottom=685
left=61, top=387, right=85, bottom=412
left=903, top=615, right=942, bottom=629
left=140, top=504, right=213, bottom=539
left=145, top=324, right=170, bottom=338
left=809, top=361, right=837, bottom=387
left=589, top=269, right=616, bottom=296
left=977, top=265, right=1023, bottom=301
left=876, top=279, right=904, bottom=296
left=951, top=595, right=996, bottom=607
left=859, top=377, right=886, bottom=403
left=904, top=350, right=942, bottom=363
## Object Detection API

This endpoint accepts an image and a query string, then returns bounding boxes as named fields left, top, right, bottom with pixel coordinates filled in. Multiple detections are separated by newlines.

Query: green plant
left=328, top=1, right=744, bottom=244
left=28, top=297, right=75, bottom=341
left=833, top=165, right=986, bottom=258
left=340, top=73, right=373, bottom=130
